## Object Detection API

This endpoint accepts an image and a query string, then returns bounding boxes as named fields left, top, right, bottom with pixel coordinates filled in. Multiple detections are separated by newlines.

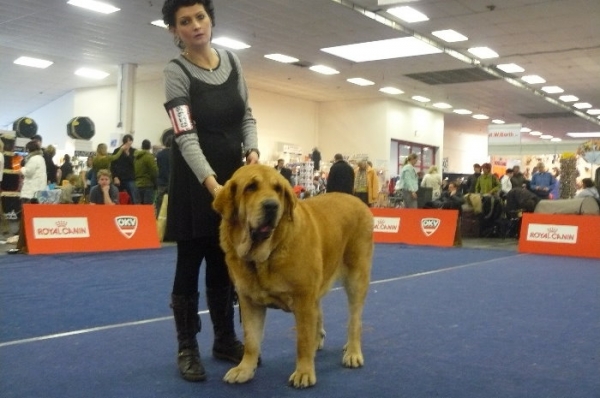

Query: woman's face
left=172, top=4, right=212, bottom=49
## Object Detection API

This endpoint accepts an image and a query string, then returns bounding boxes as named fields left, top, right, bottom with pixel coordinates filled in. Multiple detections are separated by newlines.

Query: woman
left=420, top=165, right=443, bottom=199
left=19, top=141, right=47, bottom=203
left=576, top=178, right=599, bottom=199
left=92, top=143, right=126, bottom=183
left=353, top=160, right=377, bottom=206
left=162, top=0, right=259, bottom=382
left=60, top=154, right=74, bottom=184
left=399, top=153, right=419, bottom=208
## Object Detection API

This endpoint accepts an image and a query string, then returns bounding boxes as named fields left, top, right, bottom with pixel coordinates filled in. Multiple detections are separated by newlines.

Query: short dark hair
left=31, top=134, right=42, bottom=142
left=334, top=153, right=343, bottom=161
left=25, top=140, right=40, bottom=152
left=473, top=163, right=481, bottom=169
left=506, top=168, right=513, bottom=174
left=581, top=178, right=594, bottom=188
left=162, top=0, right=215, bottom=28
left=122, top=134, right=134, bottom=144
left=142, top=139, right=151, bottom=150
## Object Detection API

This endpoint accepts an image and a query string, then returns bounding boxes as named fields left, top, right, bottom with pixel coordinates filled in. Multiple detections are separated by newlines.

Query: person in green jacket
left=134, top=139, right=158, bottom=204
left=91, top=142, right=127, bottom=186
left=475, top=163, right=500, bottom=195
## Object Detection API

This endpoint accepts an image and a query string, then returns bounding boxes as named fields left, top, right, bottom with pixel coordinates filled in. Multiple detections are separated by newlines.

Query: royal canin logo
left=420, top=218, right=441, bottom=236
left=115, top=216, right=138, bottom=239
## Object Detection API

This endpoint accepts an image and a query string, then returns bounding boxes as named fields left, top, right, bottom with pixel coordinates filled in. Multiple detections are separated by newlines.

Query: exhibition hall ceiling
left=1, top=0, right=599, bottom=142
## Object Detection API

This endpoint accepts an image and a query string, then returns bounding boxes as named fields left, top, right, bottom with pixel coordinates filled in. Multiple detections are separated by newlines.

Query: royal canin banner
left=371, top=208, right=458, bottom=247
left=22, top=204, right=160, bottom=255
left=518, top=213, right=600, bottom=259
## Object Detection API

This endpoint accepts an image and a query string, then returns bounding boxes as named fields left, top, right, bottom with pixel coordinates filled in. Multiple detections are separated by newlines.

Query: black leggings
left=172, top=237, right=232, bottom=295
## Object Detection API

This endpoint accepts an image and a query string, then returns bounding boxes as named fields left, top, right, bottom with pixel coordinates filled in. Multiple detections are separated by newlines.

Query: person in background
left=510, top=164, right=528, bottom=190
left=576, top=178, right=599, bottom=199
left=89, top=169, right=119, bottom=205
left=398, top=153, right=419, bottom=208
left=19, top=140, right=47, bottom=204
left=30, top=134, right=58, bottom=185
left=466, top=163, right=481, bottom=193
left=353, top=159, right=378, bottom=206
left=134, top=139, right=158, bottom=205
left=420, top=165, right=443, bottom=199
left=111, top=134, right=140, bottom=204
left=311, top=147, right=322, bottom=171
left=0, top=140, right=9, bottom=235
left=326, top=153, right=354, bottom=194
left=500, top=168, right=514, bottom=196
left=475, top=163, right=500, bottom=195
left=274, top=158, right=292, bottom=186
left=162, top=0, right=259, bottom=382
left=550, top=167, right=560, bottom=199
left=92, top=143, right=126, bottom=185
left=156, top=134, right=172, bottom=216
left=530, top=162, right=555, bottom=199
left=60, top=153, right=74, bottom=184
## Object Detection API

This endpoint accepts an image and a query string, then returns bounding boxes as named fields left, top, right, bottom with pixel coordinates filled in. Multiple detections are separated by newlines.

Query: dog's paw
left=317, top=329, right=326, bottom=350
left=288, top=369, right=316, bottom=388
left=223, top=365, right=256, bottom=384
left=342, top=350, right=364, bottom=368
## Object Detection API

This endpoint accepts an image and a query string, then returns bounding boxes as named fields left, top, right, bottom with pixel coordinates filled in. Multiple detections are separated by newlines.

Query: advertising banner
left=488, top=123, right=522, bottom=145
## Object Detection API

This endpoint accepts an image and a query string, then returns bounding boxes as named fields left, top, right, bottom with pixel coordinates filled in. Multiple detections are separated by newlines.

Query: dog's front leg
left=223, top=295, right=265, bottom=384
left=288, top=299, right=319, bottom=388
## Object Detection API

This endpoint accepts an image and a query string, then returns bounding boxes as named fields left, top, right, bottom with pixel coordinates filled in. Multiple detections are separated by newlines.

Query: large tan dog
left=213, top=164, right=373, bottom=388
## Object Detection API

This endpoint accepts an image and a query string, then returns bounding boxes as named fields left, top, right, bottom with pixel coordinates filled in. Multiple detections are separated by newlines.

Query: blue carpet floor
left=0, top=245, right=598, bottom=397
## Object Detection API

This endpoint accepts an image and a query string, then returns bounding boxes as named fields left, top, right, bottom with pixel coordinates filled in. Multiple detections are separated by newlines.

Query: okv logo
left=115, top=216, right=138, bottom=239
left=420, top=218, right=441, bottom=236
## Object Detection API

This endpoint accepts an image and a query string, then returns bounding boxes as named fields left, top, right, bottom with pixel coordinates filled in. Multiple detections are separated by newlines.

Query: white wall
left=443, top=130, right=489, bottom=173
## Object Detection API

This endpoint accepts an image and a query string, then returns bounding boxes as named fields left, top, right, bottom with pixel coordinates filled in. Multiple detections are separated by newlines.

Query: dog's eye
left=245, top=182, right=258, bottom=192
left=274, top=184, right=283, bottom=193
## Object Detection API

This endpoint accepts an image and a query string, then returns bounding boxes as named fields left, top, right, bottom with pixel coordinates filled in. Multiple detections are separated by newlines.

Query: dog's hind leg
left=341, top=251, right=372, bottom=368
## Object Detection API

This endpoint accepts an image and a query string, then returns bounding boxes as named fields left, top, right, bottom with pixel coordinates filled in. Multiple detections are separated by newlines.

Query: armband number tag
left=168, top=104, right=194, bottom=135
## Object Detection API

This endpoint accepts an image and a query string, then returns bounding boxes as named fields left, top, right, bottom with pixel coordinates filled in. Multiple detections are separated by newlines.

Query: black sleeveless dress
left=165, top=52, right=244, bottom=241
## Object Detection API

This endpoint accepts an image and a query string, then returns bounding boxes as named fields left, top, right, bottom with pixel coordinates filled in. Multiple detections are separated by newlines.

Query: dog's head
left=213, top=164, right=297, bottom=262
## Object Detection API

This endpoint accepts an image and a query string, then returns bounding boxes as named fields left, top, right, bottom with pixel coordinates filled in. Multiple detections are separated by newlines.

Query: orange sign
left=371, top=208, right=459, bottom=247
left=22, top=204, right=160, bottom=255
left=518, top=213, right=600, bottom=259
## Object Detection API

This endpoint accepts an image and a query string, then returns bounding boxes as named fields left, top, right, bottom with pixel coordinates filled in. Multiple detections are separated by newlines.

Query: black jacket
left=326, top=160, right=354, bottom=194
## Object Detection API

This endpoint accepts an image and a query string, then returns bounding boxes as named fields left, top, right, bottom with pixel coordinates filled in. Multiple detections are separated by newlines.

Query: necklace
left=182, top=48, right=218, bottom=72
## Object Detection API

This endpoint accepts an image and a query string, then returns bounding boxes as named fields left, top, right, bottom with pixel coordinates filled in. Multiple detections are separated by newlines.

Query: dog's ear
left=213, top=180, right=238, bottom=222
left=283, top=182, right=296, bottom=221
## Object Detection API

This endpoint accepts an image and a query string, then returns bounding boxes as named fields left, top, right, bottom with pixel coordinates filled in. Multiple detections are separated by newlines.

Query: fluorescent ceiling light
left=566, top=132, right=600, bottom=138
left=573, top=102, right=592, bottom=109
left=521, top=75, right=546, bottom=84
left=586, top=109, right=600, bottom=115
left=74, top=67, right=109, bottom=79
left=321, top=37, right=441, bottom=63
left=496, top=63, right=524, bottom=73
left=467, top=47, right=499, bottom=59
left=14, top=56, right=53, bottom=69
left=550, top=138, right=562, bottom=142
left=559, top=95, right=578, bottom=102
left=151, top=20, right=168, bottom=28
left=491, top=119, right=505, bottom=124
left=347, top=78, right=375, bottom=86
left=412, top=95, right=430, bottom=103
left=67, top=0, right=120, bottom=14
left=529, top=131, right=542, bottom=136
left=432, top=102, right=452, bottom=109
left=541, top=86, right=564, bottom=94
left=540, top=135, right=553, bottom=139
left=212, top=37, right=250, bottom=50
left=521, top=127, right=532, bottom=133
left=379, top=87, right=404, bottom=95
left=387, top=6, right=429, bottom=22
left=309, top=65, right=339, bottom=75
left=431, top=29, right=468, bottom=42
left=472, top=114, right=489, bottom=120
left=453, top=109, right=472, bottom=115
left=264, top=54, right=299, bottom=63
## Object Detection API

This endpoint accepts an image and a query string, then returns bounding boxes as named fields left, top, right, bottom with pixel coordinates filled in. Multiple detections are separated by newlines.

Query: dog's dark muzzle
left=250, top=200, right=279, bottom=242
